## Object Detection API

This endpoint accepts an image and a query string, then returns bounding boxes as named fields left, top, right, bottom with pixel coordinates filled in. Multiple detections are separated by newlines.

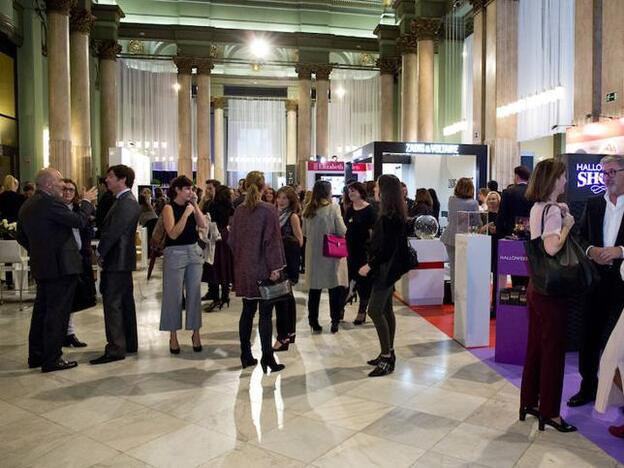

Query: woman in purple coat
left=229, top=171, right=286, bottom=373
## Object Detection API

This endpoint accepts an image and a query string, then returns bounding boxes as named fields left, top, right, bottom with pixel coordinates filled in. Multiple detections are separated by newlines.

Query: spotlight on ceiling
left=250, top=38, right=270, bottom=59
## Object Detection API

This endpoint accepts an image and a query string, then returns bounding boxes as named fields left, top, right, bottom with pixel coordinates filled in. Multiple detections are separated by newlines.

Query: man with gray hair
left=17, top=168, right=97, bottom=373
left=569, top=154, right=624, bottom=407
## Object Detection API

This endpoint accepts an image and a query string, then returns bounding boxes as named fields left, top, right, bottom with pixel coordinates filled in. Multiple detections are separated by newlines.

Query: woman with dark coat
left=229, top=171, right=286, bottom=373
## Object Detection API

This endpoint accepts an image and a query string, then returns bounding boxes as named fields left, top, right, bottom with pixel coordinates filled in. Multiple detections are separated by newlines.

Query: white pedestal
left=453, top=233, right=491, bottom=347
left=396, top=238, right=448, bottom=306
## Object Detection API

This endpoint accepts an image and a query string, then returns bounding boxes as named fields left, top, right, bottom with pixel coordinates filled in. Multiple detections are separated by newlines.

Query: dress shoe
left=519, top=406, right=539, bottom=421
left=260, top=355, right=285, bottom=374
left=609, top=424, right=624, bottom=438
left=331, top=322, right=339, bottom=334
left=567, top=390, right=596, bottom=407
left=42, top=359, right=78, bottom=373
left=538, top=416, right=577, bottom=432
left=310, top=322, right=323, bottom=333
left=63, top=334, right=87, bottom=348
left=28, top=357, right=42, bottom=369
left=241, top=355, right=258, bottom=369
left=89, top=354, right=125, bottom=365
left=273, top=338, right=290, bottom=352
left=368, top=356, right=394, bottom=377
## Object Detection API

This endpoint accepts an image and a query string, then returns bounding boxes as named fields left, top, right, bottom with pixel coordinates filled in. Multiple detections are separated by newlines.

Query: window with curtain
left=516, top=0, right=574, bottom=142
left=329, top=70, right=380, bottom=157
left=227, top=98, right=286, bottom=173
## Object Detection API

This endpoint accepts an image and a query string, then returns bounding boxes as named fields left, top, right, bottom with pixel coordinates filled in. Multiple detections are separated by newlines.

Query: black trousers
left=579, top=267, right=624, bottom=394
left=275, top=292, right=297, bottom=340
left=367, top=282, right=396, bottom=355
left=101, top=271, right=138, bottom=357
left=308, top=287, right=345, bottom=325
left=239, top=298, right=274, bottom=358
left=29, top=275, right=78, bottom=368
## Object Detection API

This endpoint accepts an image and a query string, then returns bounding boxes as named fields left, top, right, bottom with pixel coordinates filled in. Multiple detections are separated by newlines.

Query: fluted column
left=97, top=40, right=121, bottom=174
left=377, top=58, right=397, bottom=141
left=398, top=31, right=419, bottom=141
left=213, top=97, right=226, bottom=183
left=174, top=56, right=193, bottom=178
left=70, top=8, right=95, bottom=186
left=196, top=58, right=213, bottom=184
left=286, top=100, right=298, bottom=165
left=315, top=65, right=332, bottom=158
left=296, top=64, right=313, bottom=185
left=414, top=17, right=440, bottom=142
left=46, top=0, right=72, bottom=175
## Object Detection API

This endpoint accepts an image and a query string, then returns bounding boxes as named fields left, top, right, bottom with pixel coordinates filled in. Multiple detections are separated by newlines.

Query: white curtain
left=329, top=70, right=380, bottom=157
left=227, top=99, right=286, bottom=173
left=516, top=0, right=575, bottom=142
left=118, top=59, right=178, bottom=171
left=461, top=35, right=474, bottom=144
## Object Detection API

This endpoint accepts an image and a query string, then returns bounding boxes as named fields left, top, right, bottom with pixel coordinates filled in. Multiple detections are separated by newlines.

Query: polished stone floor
left=0, top=270, right=620, bottom=468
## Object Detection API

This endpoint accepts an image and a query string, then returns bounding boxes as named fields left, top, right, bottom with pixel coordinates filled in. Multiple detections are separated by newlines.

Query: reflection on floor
left=0, top=271, right=620, bottom=467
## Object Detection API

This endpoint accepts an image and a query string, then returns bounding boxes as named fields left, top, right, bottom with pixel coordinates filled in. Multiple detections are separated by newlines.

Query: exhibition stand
left=395, top=238, right=447, bottom=306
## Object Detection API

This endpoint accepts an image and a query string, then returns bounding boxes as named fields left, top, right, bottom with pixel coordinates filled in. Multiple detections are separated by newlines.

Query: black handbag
left=525, top=204, right=599, bottom=296
left=257, top=273, right=292, bottom=305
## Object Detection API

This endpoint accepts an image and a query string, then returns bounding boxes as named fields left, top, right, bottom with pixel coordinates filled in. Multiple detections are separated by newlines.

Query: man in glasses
left=570, top=154, right=624, bottom=407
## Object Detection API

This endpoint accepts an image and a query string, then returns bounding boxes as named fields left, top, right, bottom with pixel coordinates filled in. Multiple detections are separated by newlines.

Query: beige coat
left=303, top=203, right=348, bottom=290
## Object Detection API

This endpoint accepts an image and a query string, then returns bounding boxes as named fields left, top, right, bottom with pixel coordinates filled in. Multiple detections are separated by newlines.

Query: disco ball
left=413, top=215, right=439, bottom=239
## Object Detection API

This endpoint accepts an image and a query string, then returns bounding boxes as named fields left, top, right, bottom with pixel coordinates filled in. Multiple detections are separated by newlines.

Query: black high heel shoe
left=241, top=355, right=258, bottom=369
left=368, top=356, right=394, bottom=377
left=538, top=416, right=577, bottom=432
left=345, top=292, right=357, bottom=306
left=260, top=356, right=285, bottom=374
left=287, top=333, right=296, bottom=344
left=219, top=299, right=230, bottom=310
left=204, top=301, right=221, bottom=313
left=273, top=338, right=290, bottom=352
left=170, top=342, right=181, bottom=355
left=519, top=406, right=539, bottom=421
left=310, top=322, right=323, bottom=333
left=353, top=313, right=367, bottom=325
left=192, top=334, right=202, bottom=352
left=63, top=334, right=88, bottom=348
left=367, top=350, right=396, bottom=366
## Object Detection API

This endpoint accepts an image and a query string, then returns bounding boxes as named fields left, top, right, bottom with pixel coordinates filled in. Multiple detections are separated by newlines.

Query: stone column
left=174, top=57, right=193, bottom=178
left=213, top=97, right=226, bottom=184
left=377, top=58, right=397, bottom=141
left=295, top=64, right=313, bottom=185
left=46, top=0, right=72, bottom=176
left=315, top=65, right=332, bottom=158
left=98, top=40, right=121, bottom=174
left=414, top=17, right=440, bottom=142
left=70, top=8, right=95, bottom=187
left=286, top=99, right=298, bottom=165
left=471, top=0, right=485, bottom=144
left=398, top=31, right=419, bottom=141
left=196, top=58, right=213, bottom=184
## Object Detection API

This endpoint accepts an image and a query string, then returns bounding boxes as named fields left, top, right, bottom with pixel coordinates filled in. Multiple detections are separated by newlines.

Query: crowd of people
left=5, top=153, right=624, bottom=438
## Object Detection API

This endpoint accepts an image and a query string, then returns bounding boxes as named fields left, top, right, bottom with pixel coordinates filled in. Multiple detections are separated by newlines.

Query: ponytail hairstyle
left=243, top=170, right=265, bottom=210
left=302, top=180, right=332, bottom=219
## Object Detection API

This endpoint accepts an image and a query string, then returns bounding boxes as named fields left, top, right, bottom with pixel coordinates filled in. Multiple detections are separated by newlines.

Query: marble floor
left=0, top=270, right=620, bottom=468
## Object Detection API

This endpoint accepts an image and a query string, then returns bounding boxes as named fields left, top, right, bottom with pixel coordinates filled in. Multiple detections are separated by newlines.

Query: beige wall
left=520, top=136, right=554, bottom=161
left=602, top=0, right=624, bottom=118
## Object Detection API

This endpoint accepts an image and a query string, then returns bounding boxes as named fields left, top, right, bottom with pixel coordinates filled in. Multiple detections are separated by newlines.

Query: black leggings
left=275, top=292, right=297, bottom=340
left=367, top=283, right=396, bottom=355
left=308, top=287, right=345, bottom=325
left=239, top=299, right=273, bottom=359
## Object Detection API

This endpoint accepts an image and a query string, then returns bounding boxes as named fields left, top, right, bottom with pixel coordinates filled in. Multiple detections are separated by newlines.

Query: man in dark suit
left=495, top=166, right=533, bottom=238
left=90, top=165, right=141, bottom=365
left=568, top=155, right=624, bottom=407
left=16, top=168, right=97, bottom=372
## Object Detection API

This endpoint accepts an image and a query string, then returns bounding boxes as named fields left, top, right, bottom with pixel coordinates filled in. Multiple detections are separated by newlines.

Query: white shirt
left=116, top=188, right=131, bottom=199
left=603, top=193, right=624, bottom=248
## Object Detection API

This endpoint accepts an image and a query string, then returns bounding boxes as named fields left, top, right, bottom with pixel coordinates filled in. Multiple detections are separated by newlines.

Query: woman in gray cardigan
left=302, top=181, right=348, bottom=333
left=440, top=177, right=480, bottom=302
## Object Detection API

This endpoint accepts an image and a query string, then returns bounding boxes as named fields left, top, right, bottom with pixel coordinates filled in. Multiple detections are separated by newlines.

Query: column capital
left=195, top=58, right=214, bottom=75
left=96, top=40, right=121, bottom=61
left=174, top=56, right=194, bottom=74
left=397, top=32, right=418, bottom=54
left=411, top=17, right=442, bottom=41
left=212, top=96, right=227, bottom=109
left=295, top=63, right=315, bottom=80
left=46, top=0, right=74, bottom=14
left=469, top=0, right=486, bottom=12
left=314, top=65, right=333, bottom=81
left=376, top=57, right=399, bottom=75
left=286, top=99, right=298, bottom=112
left=70, top=8, right=96, bottom=34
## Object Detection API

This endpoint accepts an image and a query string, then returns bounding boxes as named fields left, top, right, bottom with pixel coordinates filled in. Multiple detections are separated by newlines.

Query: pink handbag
left=323, top=234, right=348, bottom=258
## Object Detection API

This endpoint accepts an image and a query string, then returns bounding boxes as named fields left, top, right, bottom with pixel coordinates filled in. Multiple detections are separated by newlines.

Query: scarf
left=279, top=208, right=293, bottom=228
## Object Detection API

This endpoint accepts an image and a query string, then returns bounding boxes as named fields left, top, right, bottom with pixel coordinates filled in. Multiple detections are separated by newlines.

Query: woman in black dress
left=345, top=181, right=377, bottom=325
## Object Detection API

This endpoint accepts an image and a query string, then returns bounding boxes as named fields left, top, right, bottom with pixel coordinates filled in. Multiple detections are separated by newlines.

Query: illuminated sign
left=404, top=143, right=459, bottom=154
left=576, top=162, right=606, bottom=194
left=307, top=161, right=345, bottom=172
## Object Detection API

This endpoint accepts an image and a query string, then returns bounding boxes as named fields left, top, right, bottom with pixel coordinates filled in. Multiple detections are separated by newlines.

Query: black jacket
left=368, top=215, right=406, bottom=288
left=495, top=183, right=533, bottom=238
left=0, top=190, right=26, bottom=223
left=579, top=195, right=624, bottom=272
left=98, top=191, right=141, bottom=272
left=17, top=190, right=94, bottom=281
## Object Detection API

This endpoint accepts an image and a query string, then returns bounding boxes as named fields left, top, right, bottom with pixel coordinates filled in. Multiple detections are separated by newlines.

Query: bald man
left=17, top=168, right=97, bottom=373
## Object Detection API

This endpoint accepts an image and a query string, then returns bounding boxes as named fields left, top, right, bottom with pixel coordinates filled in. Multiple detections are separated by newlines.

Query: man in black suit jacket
left=495, top=166, right=533, bottom=238
left=568, top=155, right=624, bottom=407
left=16, top=168, right=97, bottom=372
left=90, top=165, right=141, bottom=365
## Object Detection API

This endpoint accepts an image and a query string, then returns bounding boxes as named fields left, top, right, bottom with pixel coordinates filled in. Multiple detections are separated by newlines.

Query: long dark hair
left=303, top=180, right=332, bottom=218
left=378, top=174, right=406, bottom=221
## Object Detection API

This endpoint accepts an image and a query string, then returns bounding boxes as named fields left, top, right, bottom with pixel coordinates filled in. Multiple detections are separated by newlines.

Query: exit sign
left=606, top=92, right=617, bottom=102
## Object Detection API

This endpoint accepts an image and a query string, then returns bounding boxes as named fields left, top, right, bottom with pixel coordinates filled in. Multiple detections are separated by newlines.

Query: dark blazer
left=98, top=190, right=141, bottom=272
left=579, top=195, right=624, bottom=272
left=16, top=190, right=94, bottom=281
left=0, top=190, right=26, bottom=223
left=495, top=183, right=533, bottom=238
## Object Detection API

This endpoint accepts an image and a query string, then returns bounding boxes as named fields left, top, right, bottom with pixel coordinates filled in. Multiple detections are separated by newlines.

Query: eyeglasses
left=62, top=187, right=76, bottom=193
left=600, top=168, right=624, bottom=178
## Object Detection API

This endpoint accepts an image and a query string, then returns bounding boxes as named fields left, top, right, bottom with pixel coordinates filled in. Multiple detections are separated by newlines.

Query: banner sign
left=307, top=161, right=345, bottom=172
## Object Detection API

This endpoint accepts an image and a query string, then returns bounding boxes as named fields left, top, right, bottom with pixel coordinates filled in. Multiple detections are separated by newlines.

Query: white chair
left=0, top=240, right=30, bottom=306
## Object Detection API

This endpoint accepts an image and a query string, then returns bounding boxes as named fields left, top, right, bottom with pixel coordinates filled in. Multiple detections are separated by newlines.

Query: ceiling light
left=173, top=82, right=181, bottom=92
left=335, top=87, right=346, bottom=99
left=250, top=38, right=270, bottom=59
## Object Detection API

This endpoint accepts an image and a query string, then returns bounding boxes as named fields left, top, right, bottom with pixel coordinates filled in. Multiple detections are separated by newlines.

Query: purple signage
left=497, top=240, right=530, bottom=276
